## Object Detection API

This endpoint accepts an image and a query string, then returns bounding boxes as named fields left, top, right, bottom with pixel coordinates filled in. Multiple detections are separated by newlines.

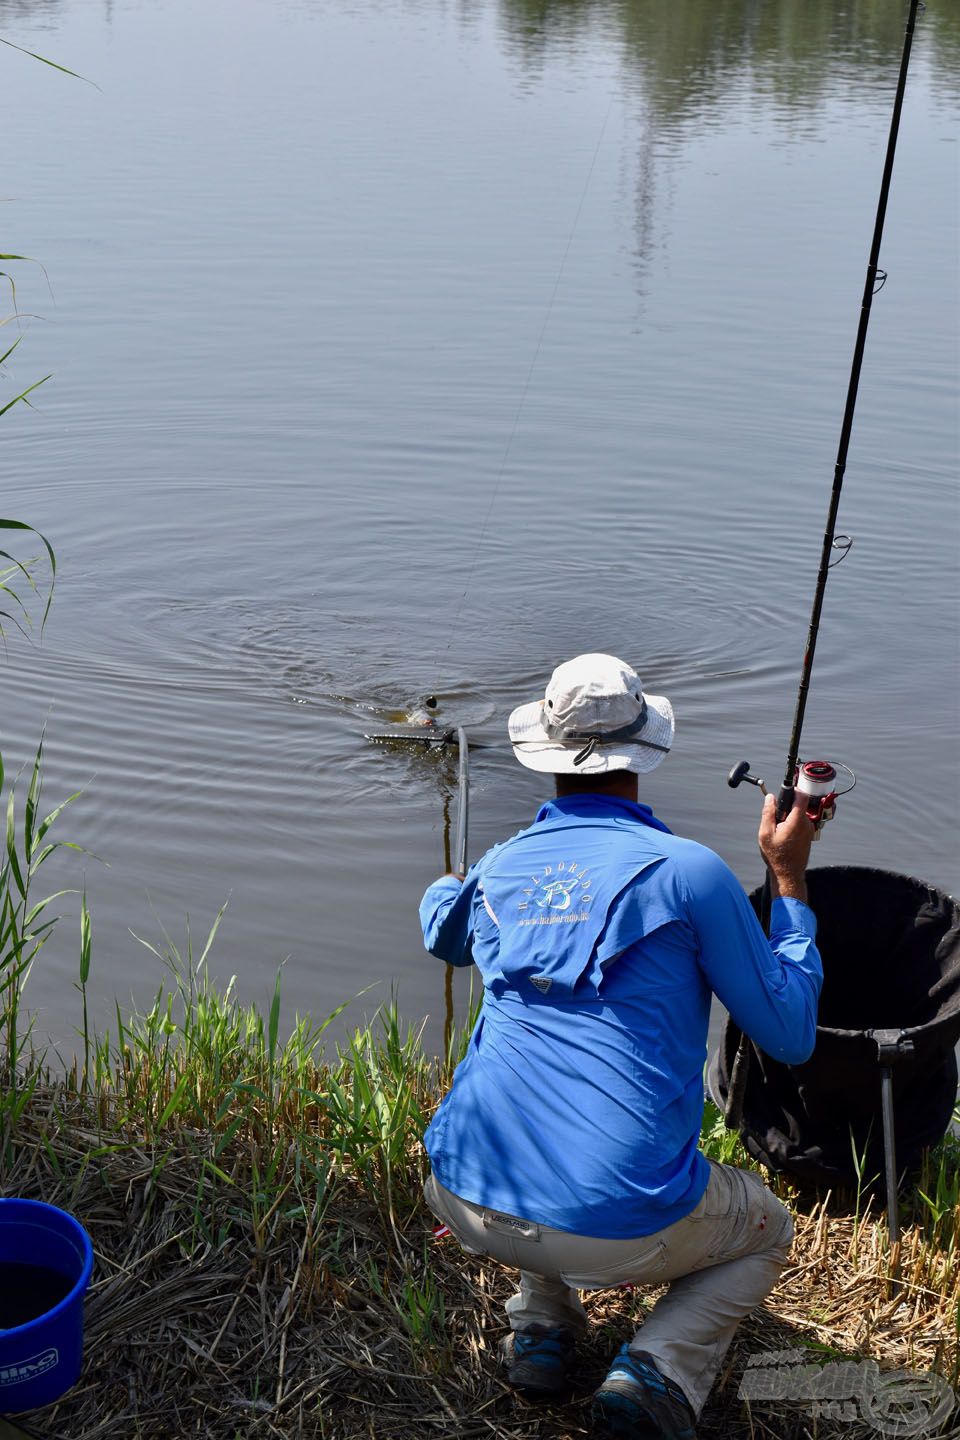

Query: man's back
left=421, top=793, right=819, bottom=1239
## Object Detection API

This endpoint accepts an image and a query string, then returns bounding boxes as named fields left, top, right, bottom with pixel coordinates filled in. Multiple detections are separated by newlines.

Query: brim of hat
left=508, top=692, right=675, bottom=775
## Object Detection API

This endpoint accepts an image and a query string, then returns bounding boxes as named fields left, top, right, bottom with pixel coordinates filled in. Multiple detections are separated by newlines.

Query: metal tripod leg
left=869, top=1029, right=914, bottom=1296
left=880, top=1063, right=901, bottom=1292
left=880, top=1064, right=899, bottom=1244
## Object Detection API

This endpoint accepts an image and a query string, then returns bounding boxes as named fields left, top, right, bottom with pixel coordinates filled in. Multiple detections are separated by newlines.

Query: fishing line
left=724, top=0, right=924, bottom=1144
left=771, top=0, right=923, bottom=816
left=441, top=94, right=617, bottom=657
left=729, top=0, right=922, bottom=829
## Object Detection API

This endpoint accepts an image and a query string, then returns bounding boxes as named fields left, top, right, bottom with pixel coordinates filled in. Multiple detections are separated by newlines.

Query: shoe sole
left=593, top=1383, right=697, bottom=1439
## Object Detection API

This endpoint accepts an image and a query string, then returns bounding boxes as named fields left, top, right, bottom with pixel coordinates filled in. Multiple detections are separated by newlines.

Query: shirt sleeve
left=684, top=850, right=823, bottom=1064
left=419, top=871, right=479, bottom=967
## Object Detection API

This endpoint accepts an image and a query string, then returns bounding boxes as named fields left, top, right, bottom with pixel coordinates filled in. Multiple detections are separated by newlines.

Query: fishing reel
left=728, top=758, right=856, bottom=838
left=795, top=759, right=854, bottom=834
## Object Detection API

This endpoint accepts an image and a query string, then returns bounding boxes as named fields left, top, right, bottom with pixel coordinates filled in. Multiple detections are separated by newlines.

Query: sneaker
left=592, top=1346, right=697, bottom=1439
left=498, top=1323, right=576, bottom=1397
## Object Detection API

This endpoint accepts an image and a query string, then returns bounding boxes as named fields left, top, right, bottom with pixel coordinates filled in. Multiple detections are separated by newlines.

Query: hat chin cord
left=568, top=732, right=672, bottom=767
left=523, top=699, right=670, bottom=768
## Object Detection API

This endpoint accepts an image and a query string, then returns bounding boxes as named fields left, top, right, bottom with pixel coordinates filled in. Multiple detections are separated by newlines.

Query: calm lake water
left=2, top=0, right=958, bottom=1054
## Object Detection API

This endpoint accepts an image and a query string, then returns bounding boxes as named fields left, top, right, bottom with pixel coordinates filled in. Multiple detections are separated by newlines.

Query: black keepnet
left=709, top=867, right=960, bottom=1187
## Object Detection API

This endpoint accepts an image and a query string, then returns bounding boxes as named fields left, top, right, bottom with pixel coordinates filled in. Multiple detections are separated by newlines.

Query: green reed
left=700, top=1098, right=750, bottom=1167
left=395, top=1241, right=450, bottom=1368
left=60, top=901, right=453, bottom=1237
left=914, top=1111, right=960, bottom=1260
left=2, top=35, right=81, bottom=636
left=0, top=734, right=82, bottom=1117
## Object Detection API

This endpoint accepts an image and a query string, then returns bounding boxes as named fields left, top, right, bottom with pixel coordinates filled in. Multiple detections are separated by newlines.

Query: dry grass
left=1, top=1065, right=957, bottom=1440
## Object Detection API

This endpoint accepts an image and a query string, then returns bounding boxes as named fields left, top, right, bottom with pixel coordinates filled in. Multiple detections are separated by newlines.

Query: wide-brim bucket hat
left=508, top=653, right=674, bottom=775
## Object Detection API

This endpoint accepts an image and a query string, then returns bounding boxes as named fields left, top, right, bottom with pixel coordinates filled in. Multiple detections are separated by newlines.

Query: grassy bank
left=0, top=738, right=956, bottom=1437
left=1, top=940, right=957, bottom=1440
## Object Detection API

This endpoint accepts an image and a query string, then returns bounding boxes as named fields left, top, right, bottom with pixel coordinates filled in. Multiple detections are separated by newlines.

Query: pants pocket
left=683, top=1163, right=790, bottom=1263
left=703, top=1164, right=747, bottom=1258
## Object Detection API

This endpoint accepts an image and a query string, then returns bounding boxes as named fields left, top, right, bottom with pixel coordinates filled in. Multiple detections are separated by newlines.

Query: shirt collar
left=533, top=794, right=672, bottom=834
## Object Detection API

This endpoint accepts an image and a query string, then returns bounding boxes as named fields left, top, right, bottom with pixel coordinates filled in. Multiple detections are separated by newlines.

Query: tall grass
left=4, top=899, right=956, bottom=1433
left=0, top=735, right=82, bottom=1121
left=33, top=894, right=471, bottom=1246
left=1, top=34, right=80, bottom=636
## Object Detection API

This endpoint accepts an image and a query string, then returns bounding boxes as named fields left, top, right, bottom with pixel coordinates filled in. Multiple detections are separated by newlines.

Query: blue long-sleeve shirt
left=420, top=794, right=821, bottom=1239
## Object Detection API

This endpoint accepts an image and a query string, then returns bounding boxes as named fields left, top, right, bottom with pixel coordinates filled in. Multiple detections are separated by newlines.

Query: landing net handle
left=777, top=0, right=922, bottom=820
left=454, top=727, right=469, bottom=876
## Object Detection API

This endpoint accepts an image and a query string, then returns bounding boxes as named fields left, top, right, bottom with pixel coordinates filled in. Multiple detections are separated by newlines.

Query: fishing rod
left=730, top=0, right=922, bottom=830
left=724, top=0, right=923, bottom=1160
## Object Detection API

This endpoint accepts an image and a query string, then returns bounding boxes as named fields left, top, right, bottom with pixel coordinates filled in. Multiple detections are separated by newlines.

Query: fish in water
left=386, top=695, right=440, bottom=728
left=366, top=695, right=455, bottom=747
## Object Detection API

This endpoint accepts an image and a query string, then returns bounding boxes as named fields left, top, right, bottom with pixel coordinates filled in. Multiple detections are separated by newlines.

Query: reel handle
left=727, top=760, right=768, bottom=796
left=732, top=760, right=851, bottom=837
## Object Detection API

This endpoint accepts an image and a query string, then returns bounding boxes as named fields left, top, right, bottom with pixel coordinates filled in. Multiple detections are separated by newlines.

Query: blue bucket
left=0, top=1198, right=93, bottom=1413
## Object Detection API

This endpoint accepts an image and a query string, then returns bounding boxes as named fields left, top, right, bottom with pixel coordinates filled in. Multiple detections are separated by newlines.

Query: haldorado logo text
left=518, top=862, right=594, bottom=927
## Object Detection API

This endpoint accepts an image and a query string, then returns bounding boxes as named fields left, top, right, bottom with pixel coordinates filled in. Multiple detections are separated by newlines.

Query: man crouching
left=419, top=654, right=820, bottom=1439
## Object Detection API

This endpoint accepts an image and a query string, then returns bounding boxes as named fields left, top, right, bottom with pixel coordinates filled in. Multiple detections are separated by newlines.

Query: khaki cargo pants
left=424, top=1161, right=793, bottom=1417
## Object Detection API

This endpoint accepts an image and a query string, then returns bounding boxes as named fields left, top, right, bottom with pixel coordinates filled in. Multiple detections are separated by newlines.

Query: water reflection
left=497, top=0, right=960, bottom=111
left=0, top=0, right=63, bottom=22
left=494, top=0, right=959, bottom=319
